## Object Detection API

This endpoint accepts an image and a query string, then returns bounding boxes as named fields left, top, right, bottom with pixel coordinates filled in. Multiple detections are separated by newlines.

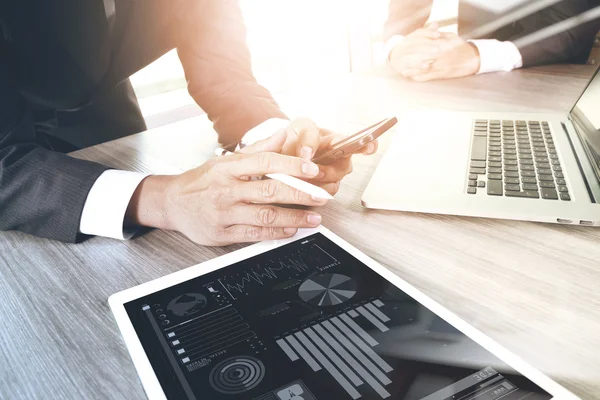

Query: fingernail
left=366, top=143, right=375, bottom=153
left=312, top=195, right=328, bottom=203
left=284, top=227, right=297, bottom=235
left=300, top=146, right=313, bottom=160
left=316, top=171, right=325, bottom=180
left=302, top=162, right=319, bottom=176
left=307, top=213, right=322, bottom=226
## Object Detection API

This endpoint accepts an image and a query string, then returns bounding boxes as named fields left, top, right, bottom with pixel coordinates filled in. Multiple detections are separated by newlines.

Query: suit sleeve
left=0, top=59, right=109, bottom=243
left=383, top=0, right=433, bottom=40
left=174, top=0, right=287, bottom=149
left=501, top=0, right=600, bottom=67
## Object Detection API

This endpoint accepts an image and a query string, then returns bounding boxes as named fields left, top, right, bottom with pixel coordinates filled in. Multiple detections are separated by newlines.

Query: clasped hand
left=127, top=118, right=377, bottom=246
left=389, top=23, right=481, bottom=82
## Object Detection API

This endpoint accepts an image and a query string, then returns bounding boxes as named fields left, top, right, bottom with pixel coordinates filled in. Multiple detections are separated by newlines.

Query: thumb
left=238, top=129, right=287, bottom=155
left=417, top=22, right=441, bottom=39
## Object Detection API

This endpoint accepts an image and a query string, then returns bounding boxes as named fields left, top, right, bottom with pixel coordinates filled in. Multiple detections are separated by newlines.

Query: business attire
left=0, top=0, right=288, bottom=243
left=384, top=0, right=600, bottom=73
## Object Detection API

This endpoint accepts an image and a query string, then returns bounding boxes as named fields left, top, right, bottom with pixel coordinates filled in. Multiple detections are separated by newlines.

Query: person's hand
left=126, top=130, right=329, bottom=246
left=410, top=33, right=481, bottom=82
left=277, top=117, right=379, bottom=195
left=390, top=26, right=480, bottom=82
left=389, top=23, right=443, bottom=78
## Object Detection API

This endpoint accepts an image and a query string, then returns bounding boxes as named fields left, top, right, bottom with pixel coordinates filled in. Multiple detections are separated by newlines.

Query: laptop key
left=560, top=193, right=571, bottom=201
left=470, top=168, right=486, bottom=175
left=521, top=171, right=536, bottom=178
left=504, top=166, right=518, bottom=171
left=541, top=188, right=559, bottom=200
left=468, top=180, right=477, bottom=187
left=539, top=175, right=554, bottom=182
left=558, top=186, right=569, bottom=193
left=489, top=162, right=502, bottom=167
left=505, top=160, right=518, bottom=166
left=521, top=165, right=535, bottom=171
left=505, top=184, right=521, bottom=192
left=551, top=160, right=561, bottom=165
left=555, top=172, right=565, bottom=178
left=522, top=177, right=537, bottom=183
left=487, top=180, right=503, bottom=196
left=489, top=167, right=502, bottom=174
left=520, top=159, right=534, bottom=165
left=471, top=161, right=486, bottom=168
left=467, top=187, right=477, bottom=194
left=523, top=184, right=539, bottom=191
left=556, top=178, right=566, bottom=185
left=505, top=171, right=519, bottom=178
left=478, top=181, right=486, bottom=188
left=489, top=156, right=502, bottom=162
left=505, top=178, right=520, bottom=184
left=537, top=163, right=551, bottom=169
left=506, top=191, right=540, bottom=199
left=489, top=151, right=502, bottom=157
left=471, top=137, right=487, bottom=161
left=504, top=155, right=517, bottom=160
left=540, top=182, right=555, bottom=188
left=488, top=174, right=502, bottom=180
left=538, top=169, right=553, bottom=175
left=552, top=166, right=562, bottom=172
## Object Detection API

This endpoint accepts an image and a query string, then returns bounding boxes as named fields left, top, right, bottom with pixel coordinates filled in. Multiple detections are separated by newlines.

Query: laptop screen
left=570, top=68, right=600, bottom=186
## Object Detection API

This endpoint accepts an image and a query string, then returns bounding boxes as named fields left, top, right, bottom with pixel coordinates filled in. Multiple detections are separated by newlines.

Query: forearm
left=383, top=0, right=432, bottom=39
left=174, top=0, right=286, bottom=147
left=0, top=144, right=109, bottom=242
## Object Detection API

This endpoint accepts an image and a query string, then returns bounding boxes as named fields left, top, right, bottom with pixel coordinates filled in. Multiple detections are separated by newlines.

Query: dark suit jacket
left=0, top=0, right=286, bottom=243
left=384, top=0, right=600, bottom=67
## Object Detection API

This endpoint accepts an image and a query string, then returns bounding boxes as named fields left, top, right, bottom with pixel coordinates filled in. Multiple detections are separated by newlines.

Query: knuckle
left=244, top=226, right=262, bottom=240
left=267, top=227, right=282, bottom=239
left=292, top=188, right=304, bottom=203
left=256, top=152, right=272, bottom=171
left=257, top=206, right=278, bottom=226
left=292, top=210, right=306, bottom=225
left=259, top=179, right=277, bottom=200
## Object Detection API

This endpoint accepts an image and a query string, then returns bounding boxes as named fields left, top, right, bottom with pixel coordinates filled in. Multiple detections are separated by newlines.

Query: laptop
left=362, top=67, right=600, bottom=226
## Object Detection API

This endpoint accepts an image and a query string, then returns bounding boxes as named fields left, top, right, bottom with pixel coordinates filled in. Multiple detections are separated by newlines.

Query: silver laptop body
left=362, top=68, right=600, bottom=226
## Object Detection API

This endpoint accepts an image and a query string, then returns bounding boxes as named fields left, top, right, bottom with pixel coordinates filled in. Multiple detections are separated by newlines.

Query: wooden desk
left=1, top=65, right=599, bottom=400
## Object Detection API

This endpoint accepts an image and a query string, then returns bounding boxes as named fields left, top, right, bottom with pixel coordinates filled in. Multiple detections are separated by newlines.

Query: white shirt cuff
left=383, top=35, right=405, bottom=63
left=469, top=39, right=523, bottom=75
left=238, top=118, right=290, bottom=148
left=79, top=170, right=149, bottom=240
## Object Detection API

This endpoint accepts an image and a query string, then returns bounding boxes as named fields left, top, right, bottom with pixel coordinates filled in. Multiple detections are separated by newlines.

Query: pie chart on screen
left=298, top=273, right=356, bottom=306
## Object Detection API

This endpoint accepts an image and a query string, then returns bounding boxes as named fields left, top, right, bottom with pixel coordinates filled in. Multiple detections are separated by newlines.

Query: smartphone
left=312, top=117, right=397, bottom=165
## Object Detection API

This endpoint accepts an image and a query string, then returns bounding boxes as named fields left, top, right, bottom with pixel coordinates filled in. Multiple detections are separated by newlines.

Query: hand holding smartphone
left=312, top=117, right=397, bottom=165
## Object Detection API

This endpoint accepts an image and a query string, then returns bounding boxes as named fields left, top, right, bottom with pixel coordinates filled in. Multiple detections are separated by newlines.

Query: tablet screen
left=124, top=233, right=551, bottom=400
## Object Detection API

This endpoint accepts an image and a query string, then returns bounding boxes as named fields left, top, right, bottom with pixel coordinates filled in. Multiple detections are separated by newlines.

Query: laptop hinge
left=561, top=121, right=599, bottom=204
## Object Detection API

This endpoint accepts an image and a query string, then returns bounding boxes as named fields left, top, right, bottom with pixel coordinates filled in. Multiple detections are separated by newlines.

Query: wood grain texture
left=1, top=65, right=599, bottom=400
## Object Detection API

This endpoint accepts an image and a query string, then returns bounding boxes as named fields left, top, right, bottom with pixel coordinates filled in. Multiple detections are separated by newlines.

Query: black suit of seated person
left=0, top=0, right=287, bottom=243
left=384, top=0, right=600, bottom=67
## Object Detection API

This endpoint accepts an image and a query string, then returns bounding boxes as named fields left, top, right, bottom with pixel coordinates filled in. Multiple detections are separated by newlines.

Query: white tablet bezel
left=109, top=226, right=579, bottom=400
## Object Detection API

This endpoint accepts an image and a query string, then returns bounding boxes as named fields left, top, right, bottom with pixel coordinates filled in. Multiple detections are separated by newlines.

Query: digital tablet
left=109, top=226, right=578, bottom=400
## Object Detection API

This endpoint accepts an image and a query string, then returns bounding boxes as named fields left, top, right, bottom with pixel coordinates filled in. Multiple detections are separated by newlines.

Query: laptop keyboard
left=466, top=119, right=570, bottom=200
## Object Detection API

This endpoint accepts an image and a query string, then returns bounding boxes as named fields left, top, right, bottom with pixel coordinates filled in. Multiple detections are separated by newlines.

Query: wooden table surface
left=1, top=64, right=599, bottom=400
